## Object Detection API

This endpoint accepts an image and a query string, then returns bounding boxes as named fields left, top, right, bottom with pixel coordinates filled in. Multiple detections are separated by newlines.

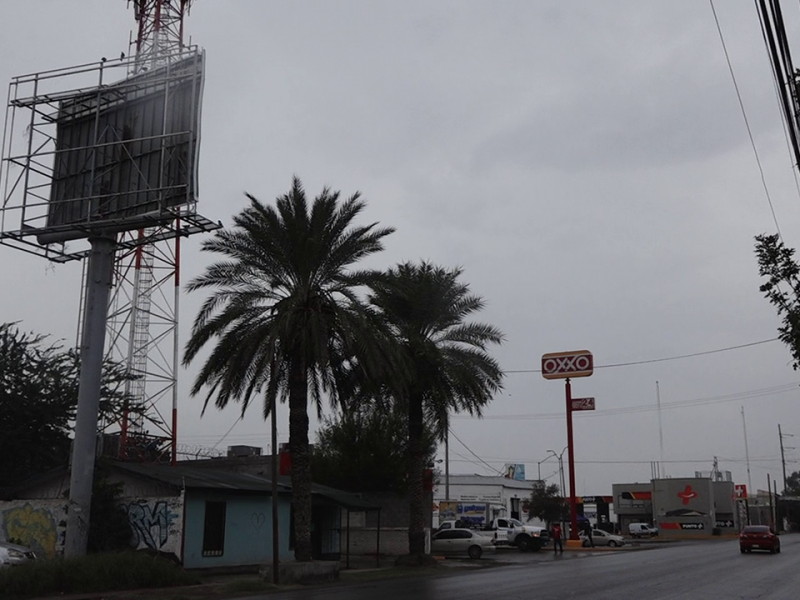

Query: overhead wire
left=210, top=416, right=243, bottom=451
left=505, top=337, right=779, bottom=374
left=448, top=426, right=504, bottom=475
left=710, top=0, right=783, bottom=237
left=451, top=382, right=798, bottom=421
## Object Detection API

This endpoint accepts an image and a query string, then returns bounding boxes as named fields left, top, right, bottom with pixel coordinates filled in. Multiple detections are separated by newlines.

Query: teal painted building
left=4, top=461, right=378, bottom=567
left=182, top=489, right=293, bottom=568
left=112, top=462, right=376, bottom=568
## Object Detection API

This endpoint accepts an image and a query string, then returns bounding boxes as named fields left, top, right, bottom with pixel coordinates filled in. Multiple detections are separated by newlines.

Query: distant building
left=433, top=474, right=542, bottom=523
left=614, top=477, right=739, bottom=537
left=612, top=482, right=654, bottom=532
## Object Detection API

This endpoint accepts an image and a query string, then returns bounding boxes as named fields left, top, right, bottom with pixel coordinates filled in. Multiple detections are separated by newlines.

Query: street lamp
left=547, top=447, right=568, bottom=497
left=547, top=447, right=569, bottom=537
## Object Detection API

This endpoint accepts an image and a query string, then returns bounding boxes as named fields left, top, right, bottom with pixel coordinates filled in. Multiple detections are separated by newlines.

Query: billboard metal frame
left=0, top=47, right=217, bottom=261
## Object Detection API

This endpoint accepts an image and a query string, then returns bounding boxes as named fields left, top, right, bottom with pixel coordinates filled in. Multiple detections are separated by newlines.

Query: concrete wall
left=345, top=527, right=408, bottom=556
left=653, top=478, right=714, bottom=537
left=182, top=491, right=292, bottom=569
left=359, top=491, right=432, bottom=529
left=0, top=499, right=68, bottom=558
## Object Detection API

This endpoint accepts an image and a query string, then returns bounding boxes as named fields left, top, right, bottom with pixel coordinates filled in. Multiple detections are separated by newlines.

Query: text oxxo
left=541, top=350, right=594, bottom=380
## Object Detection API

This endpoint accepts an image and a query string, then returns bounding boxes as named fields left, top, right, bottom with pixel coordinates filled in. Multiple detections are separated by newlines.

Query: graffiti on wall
left=124, top=498, right=182, bottom=556
left=0, top=501, right=67, bottom=558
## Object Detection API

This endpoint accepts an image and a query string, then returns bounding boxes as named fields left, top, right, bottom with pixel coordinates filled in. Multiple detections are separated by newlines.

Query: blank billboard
left=43, top=51, right=204, bottom=241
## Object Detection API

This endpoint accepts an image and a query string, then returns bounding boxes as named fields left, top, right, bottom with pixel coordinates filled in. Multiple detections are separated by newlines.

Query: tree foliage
left=785, top=471, right=800, bottom=496
left=183, top=178, right=394, bottom=561
left=311, top=401, right=437, bottom=493
left=87, top=462, right=133, bottom=554
left=0, top=323, right=134, bottom=488
left=755, top=233, right=800, bottom=368
left=368, top=262, right=504, bottom=555
left=524, top=482, right=567, bottom=525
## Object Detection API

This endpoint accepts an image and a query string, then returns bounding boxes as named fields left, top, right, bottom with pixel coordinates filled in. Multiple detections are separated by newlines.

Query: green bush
left=0, top=551, right=200, bottom=599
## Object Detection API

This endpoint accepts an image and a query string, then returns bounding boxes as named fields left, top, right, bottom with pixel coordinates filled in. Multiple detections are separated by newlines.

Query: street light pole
left=547, top=447, right=568, bottom=497
left=445, top=424, right=450, bottom=501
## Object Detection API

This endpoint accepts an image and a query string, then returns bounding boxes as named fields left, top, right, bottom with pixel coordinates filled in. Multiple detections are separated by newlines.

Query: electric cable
left=710, top=0, right=783, bottom=237
left=505, top=337, right=779, bottom=374
left=451, top=382, right=798, bottom=421
left=448, top=426, right=504, bottom=475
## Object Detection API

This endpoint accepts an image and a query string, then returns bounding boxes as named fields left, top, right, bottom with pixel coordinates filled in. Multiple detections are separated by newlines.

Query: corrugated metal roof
left=113, top=463, right=379, bottom=511
left=114, top=462, right=292, bottom=493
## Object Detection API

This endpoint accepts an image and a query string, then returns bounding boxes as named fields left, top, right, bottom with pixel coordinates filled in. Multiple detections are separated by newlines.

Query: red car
left=739, top=525, right=781, bottom=554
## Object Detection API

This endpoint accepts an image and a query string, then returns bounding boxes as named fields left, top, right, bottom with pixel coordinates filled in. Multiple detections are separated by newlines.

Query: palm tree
left=368, top=262, right=504, bottom=556
left=183, top=177, right=394, bottom=561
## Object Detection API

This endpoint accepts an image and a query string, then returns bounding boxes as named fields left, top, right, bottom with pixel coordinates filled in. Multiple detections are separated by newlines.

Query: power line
left=448, top=427, right=504, bottom=475
left=449, top=449, right=492, bottom=472
left=505, top=338, right=779, bottom=373
left=452, top=382, right=798, bottom=421
left=449, top=456, right=784, bottom=466
left=210, top=416, right=243, bottom=451
left=710, top=0, right=783, bottom=237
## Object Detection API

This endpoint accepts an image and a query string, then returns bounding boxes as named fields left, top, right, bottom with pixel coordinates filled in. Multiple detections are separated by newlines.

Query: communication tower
left=0, top=0, right=217, bottom=555
left=93, top=0, right=206, bottom=465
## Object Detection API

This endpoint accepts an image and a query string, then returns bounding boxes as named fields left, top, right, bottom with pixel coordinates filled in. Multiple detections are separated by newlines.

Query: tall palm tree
left=368, top=262, right=504, bottom=556
left=183, top=177, right=394, bottom=561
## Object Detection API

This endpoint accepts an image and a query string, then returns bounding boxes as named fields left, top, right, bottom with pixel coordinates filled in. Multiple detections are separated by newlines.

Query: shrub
left=0, top=551, right=200, bottom=599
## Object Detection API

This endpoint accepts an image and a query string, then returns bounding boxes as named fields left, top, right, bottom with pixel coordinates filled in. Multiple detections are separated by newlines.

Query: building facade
left=433, top=474, right=543, bottom=525
left=0, top=462, right=375, bottom=567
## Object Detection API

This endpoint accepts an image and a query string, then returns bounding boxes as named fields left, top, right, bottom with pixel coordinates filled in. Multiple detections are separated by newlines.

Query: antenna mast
left=101, top=0, right=199, bottom=464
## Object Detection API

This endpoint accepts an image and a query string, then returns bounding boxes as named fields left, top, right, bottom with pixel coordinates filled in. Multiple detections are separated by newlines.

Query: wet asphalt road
left=237, top=534, right=800, bottom=599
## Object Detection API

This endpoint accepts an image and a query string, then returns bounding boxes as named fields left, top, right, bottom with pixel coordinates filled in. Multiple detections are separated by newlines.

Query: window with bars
left=202, top=501, right=226, bottom=557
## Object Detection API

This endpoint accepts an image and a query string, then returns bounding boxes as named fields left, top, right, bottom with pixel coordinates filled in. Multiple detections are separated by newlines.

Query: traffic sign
left=571, top=397, right=595, bottom=411
left=541, top=350, right=593, bottom=379
left=734, top=484, right=748, bottom=499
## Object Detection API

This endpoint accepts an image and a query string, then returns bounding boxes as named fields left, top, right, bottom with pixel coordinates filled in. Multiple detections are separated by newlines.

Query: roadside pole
left=565, top=378, right=579, bottom=541
left=541, top=350, right=594, bottom=545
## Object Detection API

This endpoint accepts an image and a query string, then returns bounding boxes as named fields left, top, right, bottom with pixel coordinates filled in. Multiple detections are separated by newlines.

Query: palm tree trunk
left=407, top=393, right=426, bottom=555
left=289, top=355, right=313, bottom=562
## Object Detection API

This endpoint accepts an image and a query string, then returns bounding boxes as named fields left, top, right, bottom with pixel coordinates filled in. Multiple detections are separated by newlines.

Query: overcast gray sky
left=2, top=0, right=800, bottom=497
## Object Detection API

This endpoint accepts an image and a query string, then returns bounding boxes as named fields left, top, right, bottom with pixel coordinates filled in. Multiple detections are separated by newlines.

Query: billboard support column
left=64, top=236, right=115, bottom=557
left=565, top=378, right=579, bottom=541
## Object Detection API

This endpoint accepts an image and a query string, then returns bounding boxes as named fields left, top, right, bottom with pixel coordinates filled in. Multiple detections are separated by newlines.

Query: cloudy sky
left=2, top=0, right=800, bottom=497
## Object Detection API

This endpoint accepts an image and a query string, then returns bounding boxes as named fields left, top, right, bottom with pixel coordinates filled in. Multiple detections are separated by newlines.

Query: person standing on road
left=583, top=521, right=594, bottom=547
left=551, top=523, right=563, bottom=553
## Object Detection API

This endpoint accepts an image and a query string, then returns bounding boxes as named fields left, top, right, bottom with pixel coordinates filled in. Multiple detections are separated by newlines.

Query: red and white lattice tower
left=87, top=1, right=197, bottom=463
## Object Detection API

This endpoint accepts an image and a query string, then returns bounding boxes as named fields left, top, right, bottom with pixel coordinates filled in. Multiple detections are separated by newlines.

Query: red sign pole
left=566, top=378, right=579, bottom=541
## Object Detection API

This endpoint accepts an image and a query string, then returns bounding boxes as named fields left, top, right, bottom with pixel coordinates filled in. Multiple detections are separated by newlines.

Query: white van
left=628, top=523, right=658, bottom=538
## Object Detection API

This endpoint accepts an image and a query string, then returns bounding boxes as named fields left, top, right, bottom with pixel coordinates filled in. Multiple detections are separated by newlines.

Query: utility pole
left=656, top=381, right=665, bottom=477
left=741, top=407, right=752, bottom=495
left=778, top=424, right=792, bottom=493
left=444, top=423, right=450, bottom=501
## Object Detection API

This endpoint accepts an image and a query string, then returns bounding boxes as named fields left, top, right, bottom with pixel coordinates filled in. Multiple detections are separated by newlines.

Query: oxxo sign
left=541, top=350, right=594, bottom=380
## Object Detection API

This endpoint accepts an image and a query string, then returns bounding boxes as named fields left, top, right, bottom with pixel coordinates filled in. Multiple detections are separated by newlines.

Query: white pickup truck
left=485, top=517, right=550, bottom=552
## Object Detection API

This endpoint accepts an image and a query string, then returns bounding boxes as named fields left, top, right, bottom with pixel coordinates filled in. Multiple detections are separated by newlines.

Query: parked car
left=628, top=523, right=658, bottom=538
left=739, top=525, right=780, bottom=554
left=431, top=528, right=496, bottom=559
left=0, top=542, right=37, bottom=567
left=579, top=529, right=625, bottom=547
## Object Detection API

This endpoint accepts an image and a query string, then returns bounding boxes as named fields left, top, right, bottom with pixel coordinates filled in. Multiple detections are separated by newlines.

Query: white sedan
left=431, top=528, right=496, bottom=559
left=579, top=529, right=625, bottom=547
